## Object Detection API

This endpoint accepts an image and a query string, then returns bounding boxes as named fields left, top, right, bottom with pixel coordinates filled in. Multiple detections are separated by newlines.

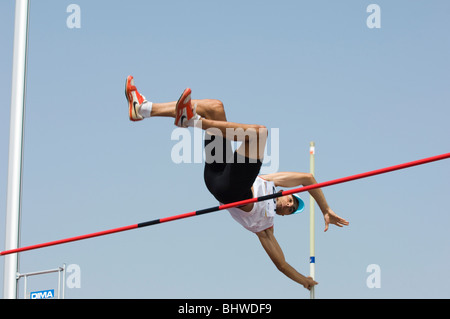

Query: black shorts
left=203, top=135, right=263, bottom=204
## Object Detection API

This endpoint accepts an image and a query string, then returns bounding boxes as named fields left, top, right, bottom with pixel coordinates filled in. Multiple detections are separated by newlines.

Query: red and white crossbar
left=1, top=152, right=449, bottom=256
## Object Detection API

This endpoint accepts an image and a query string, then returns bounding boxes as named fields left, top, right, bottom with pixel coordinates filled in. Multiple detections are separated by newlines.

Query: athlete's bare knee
left=205, top=99, right=226, bottom=121
left=253, top=125, right=268, bottom=138
left=258, top=125, right=268, bottom=135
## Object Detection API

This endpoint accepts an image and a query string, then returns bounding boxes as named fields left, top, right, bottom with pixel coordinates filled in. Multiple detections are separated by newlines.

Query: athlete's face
left=276, top=195, right=298, bottom=216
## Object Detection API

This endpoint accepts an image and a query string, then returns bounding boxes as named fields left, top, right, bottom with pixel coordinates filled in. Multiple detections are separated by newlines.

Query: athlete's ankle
left=138, top=101, right=153, bottom=118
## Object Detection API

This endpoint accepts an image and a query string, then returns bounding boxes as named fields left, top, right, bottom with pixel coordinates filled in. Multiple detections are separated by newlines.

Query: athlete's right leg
left=155, top=98, right=267, bottom=160
left=150, top=98, right=267, bottom=160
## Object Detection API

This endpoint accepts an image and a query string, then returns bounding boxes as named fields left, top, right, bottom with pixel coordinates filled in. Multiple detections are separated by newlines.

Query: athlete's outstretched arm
left=256, top=227, right=317, bottom=290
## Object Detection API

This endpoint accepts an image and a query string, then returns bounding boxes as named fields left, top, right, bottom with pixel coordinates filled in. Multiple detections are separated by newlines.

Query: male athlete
left=125, top=76, right=349, bottom=291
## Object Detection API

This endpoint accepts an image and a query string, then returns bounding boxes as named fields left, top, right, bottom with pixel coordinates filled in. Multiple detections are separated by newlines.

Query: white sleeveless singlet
left=226, top=176, right=277, bottom=233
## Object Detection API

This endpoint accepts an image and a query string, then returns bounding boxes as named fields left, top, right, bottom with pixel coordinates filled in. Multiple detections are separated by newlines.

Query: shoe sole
left=175, top=88, right=192, bottom=126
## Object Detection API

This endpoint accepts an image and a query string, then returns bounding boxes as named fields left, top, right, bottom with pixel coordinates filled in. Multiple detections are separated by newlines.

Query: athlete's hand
left=323, top=208, right=349, bottom=232
left=302, top=276, right=318, bottom=290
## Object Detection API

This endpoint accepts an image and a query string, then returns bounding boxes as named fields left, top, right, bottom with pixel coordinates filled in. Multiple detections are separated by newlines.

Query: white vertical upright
left=3, top=0, right=30, bottom=299
left=309, top=141, right=316, bottom=299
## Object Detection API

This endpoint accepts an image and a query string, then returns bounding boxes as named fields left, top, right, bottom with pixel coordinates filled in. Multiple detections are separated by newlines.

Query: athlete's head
left=275, top=194, right=304, bottom=216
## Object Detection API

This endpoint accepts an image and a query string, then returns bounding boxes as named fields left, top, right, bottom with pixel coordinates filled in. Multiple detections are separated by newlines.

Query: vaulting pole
left=309, top=142, right=316, bottom=299
left=3, top=0, right=30, bottom=299
left=1, top=152, right=449, bottom=257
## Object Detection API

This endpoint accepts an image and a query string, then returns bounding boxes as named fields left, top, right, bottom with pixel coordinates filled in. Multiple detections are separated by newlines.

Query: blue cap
left=291, top=194, right=305, bottom=215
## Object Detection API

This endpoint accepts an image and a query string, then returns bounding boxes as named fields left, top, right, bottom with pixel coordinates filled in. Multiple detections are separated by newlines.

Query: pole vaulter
left=1, top=152, right=449, bottom=257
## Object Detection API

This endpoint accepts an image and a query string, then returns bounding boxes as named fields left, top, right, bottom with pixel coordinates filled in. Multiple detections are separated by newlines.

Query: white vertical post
left=3, top=0, right=30, bottom=299
left=57, top=269, right=61, bottom=299
left=23, top=275, right=27, bottom=299
left=309, top=142, right=316, bottom=299
left=62, top=264, right=66, bottom=299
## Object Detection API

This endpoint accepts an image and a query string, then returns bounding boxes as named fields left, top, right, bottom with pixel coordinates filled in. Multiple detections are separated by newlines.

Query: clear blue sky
left=1, top=0, right=449, bottom=299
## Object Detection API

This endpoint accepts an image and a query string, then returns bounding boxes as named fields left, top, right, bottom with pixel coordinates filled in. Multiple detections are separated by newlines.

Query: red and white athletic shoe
left=125, top=75, right=146, bottom=121
left=175, top=88, right=194, bottom=127
left=174, top=88, right=201, bottom=127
